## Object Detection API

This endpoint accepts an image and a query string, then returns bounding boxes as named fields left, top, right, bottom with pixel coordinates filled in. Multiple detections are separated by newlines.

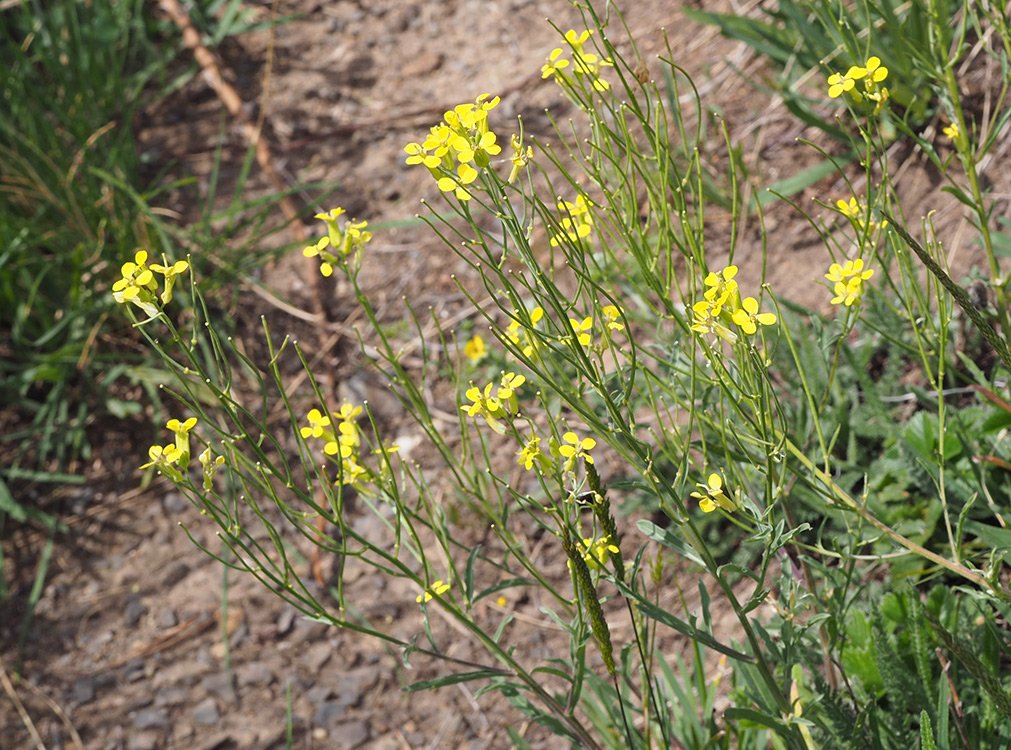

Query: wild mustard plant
left=115, top=3, right=1011, bottom=748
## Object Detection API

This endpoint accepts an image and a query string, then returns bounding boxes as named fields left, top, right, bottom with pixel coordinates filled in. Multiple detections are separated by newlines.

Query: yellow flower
left=825, top=259, right=874, bottom=307
left=690, top=473, right=736, bottom=513
left=139, top=442, right=182, bottom=471
left=517, top=434, right=547, bottom=472
left=462, top=382, right=506, bottom=434
left=835, top=197, right=862, bottom=219
left=703, top=265, right=739, bottom=313
left=558, top=431, right=596, bottom=473
left=496, top=371, right=526, bottom=404
left=550, top=195, right=594, bottom=247
left=827, top=65, right=865, bottom=98
left=198, top=447, right=226, bottom=491
left=506, top=305, right=544, bottom=359
left=862, top=56, right=888, bottom=89
left=689, top=299, right=736, bottom=343
left=112, top=249, right=160, bottom=317
left=541, top=47, right=570, bottom=79
left=731, top=297, right=777, bottom=336
left=507, top=134, right=533, bottom=184
left=149, top=257, right=189, bottom=305
left=166, top=417, right=198, bottom=468
left=581, top=535, right=620, bottom=570
left=302, top=237, right=335, bottom=277
left=463, top=334, right=488, bottom=364
left=416, top=579, right=450, bottom=604
left=569, top=316, right=593, bottom=347
left=601, top=305, right=625, bottom=331
left=943, top=122, right=960, bottom=142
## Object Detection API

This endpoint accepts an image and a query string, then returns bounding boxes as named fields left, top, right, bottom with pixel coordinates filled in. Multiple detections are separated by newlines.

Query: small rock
left=312, top=700, right=347, bottom=728
left=161, top=561, right=190, bottom=587
left=127, top=732, right=159, bottom=750
left=130, top=708, right=169, bottom=731
left=72, top=676, right=95, bottom=704
left=401, top=52, right=442, bottom=78
left=306, top=685, right=334, bottom=705
left=304, top=641, right=332, bottom=672
left=275, top=609, right=295, bottom=636
left=333, top=719, right=370, bottom=749
left=124, top=595, right=146, bottom=627
left=156, top=608, right=178, bottom=629
left=122, top=659, right=146, bottom=683
left=192, top=697, right=220, bottom=726
left=236, top=662, right=274, bottom=687
left=201, top=672, right=236, bottom=703
left=155, top=687, right=190, bottom=707
left=162, top=492, right=188, bottom=514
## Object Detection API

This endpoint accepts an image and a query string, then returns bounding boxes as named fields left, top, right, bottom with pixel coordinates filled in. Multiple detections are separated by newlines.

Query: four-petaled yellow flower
left=139, top=442, right=183, bottom=471
left=416, top=579, right=450, bottom=604
left=463, top=334, right=488, bottom=364
left=541, top=47, right=570, bottom=79
left=827, top=65, right=864, bottom=98
left=835, top=197, right=861, bottom=219
left=731, top=297, right=777, bottom=335
left=943, top=122, right=960, bottom=142
left=690, top=472, right=736, bottom=513
left=569, top=316, right=593, bottom=347
left=558, top=431, right=596, bottom=472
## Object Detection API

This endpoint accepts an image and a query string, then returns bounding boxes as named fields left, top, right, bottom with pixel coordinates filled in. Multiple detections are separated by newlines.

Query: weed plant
left=118, top=2, right=1011, bottom=747
left=0, top=0, right=299, bottom=534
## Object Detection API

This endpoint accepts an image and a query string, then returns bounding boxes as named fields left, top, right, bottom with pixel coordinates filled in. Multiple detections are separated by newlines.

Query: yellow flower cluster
left=541, top=29, right=613, bottom=92
left=550, top=195, right=594, bottom=247
left=462, top=371, right=526, bottom=434
left=141, top=417, right=197, bottom=474
left=569, top=304, right=624, bottom=349
left=689, top=265, right=776, bottom=342
left=300, top=403, right=368, bottom=486
left=404, top=94, right=503, bottom=201
left=579, top=534, right=620, bottom=570
left=826, top=258, right=875, bottom=307
left=690, top=472, right=736, bottom=513
left=303, top=207, right=372, bottom=277
left=826, top=55, right=889, bottom=111
left=112, top=249, right=189, bottom=318
left=835, top=196, right=888, bottom=234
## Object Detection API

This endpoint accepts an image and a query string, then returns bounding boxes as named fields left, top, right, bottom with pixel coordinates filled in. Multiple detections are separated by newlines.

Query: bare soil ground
left=1, top=0, right=1000, bottom=748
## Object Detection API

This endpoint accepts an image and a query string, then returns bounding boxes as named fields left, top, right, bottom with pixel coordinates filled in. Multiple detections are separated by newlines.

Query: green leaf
left=404, top=669, right=505, bottom=692
left=614, top=580, right=754, bottom=662
left=636, top=519, right=705, bottom=568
